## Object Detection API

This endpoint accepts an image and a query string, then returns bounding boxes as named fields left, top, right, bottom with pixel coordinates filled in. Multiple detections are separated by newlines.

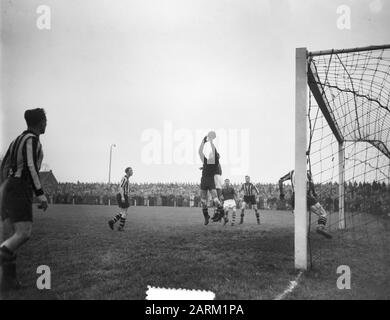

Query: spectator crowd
left=41, top=180, right=390, bottom=215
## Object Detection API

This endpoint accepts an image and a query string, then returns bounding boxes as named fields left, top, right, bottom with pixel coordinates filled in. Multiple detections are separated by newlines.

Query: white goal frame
left=295, top=47, right=346, bottom=270
left=295, top=44, right=390, bottom=270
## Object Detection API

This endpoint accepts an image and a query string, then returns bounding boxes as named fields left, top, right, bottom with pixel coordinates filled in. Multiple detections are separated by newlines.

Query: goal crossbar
left=309, top=44, right=390, bottom=57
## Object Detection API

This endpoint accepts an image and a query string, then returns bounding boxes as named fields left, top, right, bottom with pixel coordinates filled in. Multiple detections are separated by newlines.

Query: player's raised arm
left=279, top=171, right=293, bottom=200
left=198, top=136, right=207, bottom=163
left=307, top=171, right=317, bottom=198
left=209, top=137, right=216, bottom=157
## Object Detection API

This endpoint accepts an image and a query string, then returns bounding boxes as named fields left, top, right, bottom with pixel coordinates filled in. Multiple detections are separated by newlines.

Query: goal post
left=295, top=47, right=308, bottom=270
left=295, top=43, right=390, bottom=270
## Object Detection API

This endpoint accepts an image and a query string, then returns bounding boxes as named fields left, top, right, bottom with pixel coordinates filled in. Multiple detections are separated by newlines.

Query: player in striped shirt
left=279, top=170, right=331, bottom=239
left=108, top=167, right=133, bottom=231
left=239, top=176, right=260, bottom=224
left=0, top=108, right=48, bottom=291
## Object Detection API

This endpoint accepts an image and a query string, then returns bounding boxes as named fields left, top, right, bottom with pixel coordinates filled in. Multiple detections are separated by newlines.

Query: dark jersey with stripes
left=240, top=183, right=259, bottom=196
left=119, top=175, right=130, bottom=195
left=0, top=130, right=44, bottom=196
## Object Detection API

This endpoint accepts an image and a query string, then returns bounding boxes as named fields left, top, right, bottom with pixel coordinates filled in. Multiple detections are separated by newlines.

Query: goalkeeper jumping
left=279, top=170, right=332, bottom=239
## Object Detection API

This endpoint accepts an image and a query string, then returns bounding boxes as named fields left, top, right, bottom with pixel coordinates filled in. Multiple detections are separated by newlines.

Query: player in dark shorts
left=0, top=109, right=49, bottom=291
left=279, top=170, right=332, bottom=239
left=108, top=167, right=133, bottom=231
left=239, top=176, right=260, bottom=224
left=198, top=133, right=225, bottom=225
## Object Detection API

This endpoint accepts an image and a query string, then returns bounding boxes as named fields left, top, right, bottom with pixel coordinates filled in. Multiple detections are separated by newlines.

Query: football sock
left=317, top=216, right=327, bottom=228
left=1, top=260, right=20, bottom=291
left=255, top=210, right=260, bottom=224
left=0, top=245, right=13, bottom=257
left=0, top=245, right=14, bottom=260
left=231, top=209, right=236, bottom=225
left=217, top=205, right=225, bottom=219
left=119, top=217, right=126, bottom=229
left=111, top=214, right=121, bottom=224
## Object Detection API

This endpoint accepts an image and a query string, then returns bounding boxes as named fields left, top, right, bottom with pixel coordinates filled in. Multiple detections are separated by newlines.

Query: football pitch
left=1, top=205, right=389, bottom=300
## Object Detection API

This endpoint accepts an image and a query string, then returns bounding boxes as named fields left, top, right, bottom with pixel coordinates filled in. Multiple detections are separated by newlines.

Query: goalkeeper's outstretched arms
left=307, top=170, right=318, bottom=198
left=198, top=135, right=208, bottom=162
left=279, top=170, right=293, bottom=200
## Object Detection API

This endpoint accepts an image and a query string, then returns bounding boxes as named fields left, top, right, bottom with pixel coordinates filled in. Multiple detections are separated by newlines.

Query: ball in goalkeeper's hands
left=207, top=131, right=216, bottom=141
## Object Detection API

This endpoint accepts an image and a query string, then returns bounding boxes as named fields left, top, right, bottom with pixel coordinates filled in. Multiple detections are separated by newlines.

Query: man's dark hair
left=125, top=167, right=132, bottom=173
left=24, top=108, right=46, bottom=127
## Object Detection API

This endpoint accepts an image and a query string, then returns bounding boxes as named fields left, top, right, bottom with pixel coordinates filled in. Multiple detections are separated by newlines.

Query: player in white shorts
left=221, top=178, right=238, bottom=226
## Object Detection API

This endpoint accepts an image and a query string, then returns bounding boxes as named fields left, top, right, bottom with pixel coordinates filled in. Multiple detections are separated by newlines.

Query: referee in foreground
left=0, top=108, right=49, bottom=291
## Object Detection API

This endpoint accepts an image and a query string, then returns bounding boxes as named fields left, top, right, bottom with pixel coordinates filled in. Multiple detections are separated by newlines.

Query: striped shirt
left=240, top=182, right=259, bottom=196
left=0, top=130, right=44, bottom=196
left=119, top=175, right=130, bottom=196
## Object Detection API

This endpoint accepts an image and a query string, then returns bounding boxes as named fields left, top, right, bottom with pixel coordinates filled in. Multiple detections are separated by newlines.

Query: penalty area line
left=273, top=271, right=304, bottom=300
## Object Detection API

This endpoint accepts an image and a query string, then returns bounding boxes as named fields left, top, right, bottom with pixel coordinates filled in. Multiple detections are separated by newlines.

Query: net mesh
left=306, top=46, right=390, bottom=270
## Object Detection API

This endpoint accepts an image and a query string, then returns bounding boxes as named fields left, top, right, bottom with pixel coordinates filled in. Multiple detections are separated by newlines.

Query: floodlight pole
left=108, top=144, right=116, bottom=184
left=295, top=48, right=308, bottom=270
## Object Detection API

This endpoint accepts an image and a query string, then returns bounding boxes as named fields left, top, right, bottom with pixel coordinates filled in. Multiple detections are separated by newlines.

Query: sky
left=1, top=0, right=390, bottom=183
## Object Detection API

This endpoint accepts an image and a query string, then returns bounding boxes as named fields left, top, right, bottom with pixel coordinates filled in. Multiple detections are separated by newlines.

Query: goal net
left=295, top=45, right=390, bottom=271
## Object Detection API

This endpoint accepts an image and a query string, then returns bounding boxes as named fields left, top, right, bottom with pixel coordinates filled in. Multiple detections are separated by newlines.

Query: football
left=207, top=131, right=217, bottom=141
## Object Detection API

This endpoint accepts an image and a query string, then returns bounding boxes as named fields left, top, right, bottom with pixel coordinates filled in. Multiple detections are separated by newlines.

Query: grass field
left=1, top=205, right=389, bottom=300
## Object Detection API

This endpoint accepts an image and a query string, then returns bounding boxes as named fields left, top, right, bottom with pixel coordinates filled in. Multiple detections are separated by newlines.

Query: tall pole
left=295, top=48, right=308, bottom=270
left=108, top=144, right=116, bottom=184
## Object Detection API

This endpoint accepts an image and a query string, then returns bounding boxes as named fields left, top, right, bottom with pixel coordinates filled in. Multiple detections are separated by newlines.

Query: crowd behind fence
left=40, top=181, right=390, bottom=215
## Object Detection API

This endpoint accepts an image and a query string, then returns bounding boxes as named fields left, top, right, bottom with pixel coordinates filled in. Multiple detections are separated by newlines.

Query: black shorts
left=1, top=178, right=33, bottom=223
left=243, top=195, right=257, bottom=205
left=291, top=192, right=317, bottom=209
left=116, top=193, right=130, bottom=209
left=200, top=176, right=216, bottom=191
